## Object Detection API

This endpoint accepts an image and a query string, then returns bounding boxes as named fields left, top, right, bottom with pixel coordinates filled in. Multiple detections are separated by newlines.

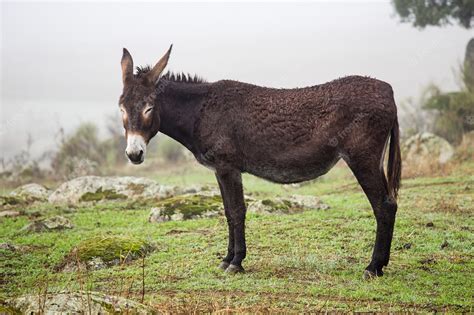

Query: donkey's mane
left=135, top=66, right=206, bottom=84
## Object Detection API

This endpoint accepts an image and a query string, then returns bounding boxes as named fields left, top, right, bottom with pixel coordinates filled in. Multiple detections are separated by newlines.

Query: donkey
left=119, top=45, right=401, bottom=278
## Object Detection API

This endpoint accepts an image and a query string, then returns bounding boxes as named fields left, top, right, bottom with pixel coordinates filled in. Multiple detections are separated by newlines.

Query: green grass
left=1, top=163, right=473, bottom=312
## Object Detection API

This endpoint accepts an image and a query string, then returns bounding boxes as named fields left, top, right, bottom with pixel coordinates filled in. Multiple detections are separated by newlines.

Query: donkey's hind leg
left=345, top=154, right=397, bottom=278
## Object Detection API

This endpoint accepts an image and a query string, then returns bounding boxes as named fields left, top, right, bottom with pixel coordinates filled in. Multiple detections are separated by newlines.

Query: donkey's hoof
left=363, top=269, right=382, bottom=280
left=218, top=261, right=230, bottom=270
left=225, top=264, right=245, bottom=274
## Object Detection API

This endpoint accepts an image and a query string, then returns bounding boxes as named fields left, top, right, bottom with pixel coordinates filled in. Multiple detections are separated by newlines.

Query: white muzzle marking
left=125, top=133, right=146, bottom=164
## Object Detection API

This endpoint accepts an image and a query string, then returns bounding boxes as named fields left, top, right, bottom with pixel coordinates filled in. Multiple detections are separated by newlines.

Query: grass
left=0, top=161, right=473, bottom=312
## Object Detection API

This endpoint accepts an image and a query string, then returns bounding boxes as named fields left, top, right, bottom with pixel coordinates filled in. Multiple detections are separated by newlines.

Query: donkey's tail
left=387, top=118, right=402, bottom=200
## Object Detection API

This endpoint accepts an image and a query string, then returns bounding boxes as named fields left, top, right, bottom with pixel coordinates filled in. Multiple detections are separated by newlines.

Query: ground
left=1, top=161, right=473, bottom=312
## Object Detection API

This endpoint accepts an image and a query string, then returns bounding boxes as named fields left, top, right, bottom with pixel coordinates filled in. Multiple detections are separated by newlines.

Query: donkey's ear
left=121, top=48, right=134, bottom=85
left=148, top=44, right=173, bottom=84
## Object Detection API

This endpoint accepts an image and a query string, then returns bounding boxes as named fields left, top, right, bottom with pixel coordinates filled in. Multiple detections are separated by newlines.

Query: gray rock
left=22, top=215, right=73, bottom=232
left=248, top=195, right=329, bottom=214
left=10, top=183, right=51, bottom=202
left=149, top=193, right=328, bottom=222
left=86, top=257, right=107, bottom=270
left=0, top=243, right=18, bottom=251
left=6, top=291, right=154, bottom=314
left=287, top=195, right=330, bottom=210
left=148, top=193, right=223, bottom=223
left=403, top=132, right=454, bottom=165
left=0, top=210, right=21, bottom=218
left=48, top=176, right=181, bottom=204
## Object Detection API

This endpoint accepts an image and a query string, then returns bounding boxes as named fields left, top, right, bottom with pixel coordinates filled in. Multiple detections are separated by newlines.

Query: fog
left=1, top=1, right=472, bottom=160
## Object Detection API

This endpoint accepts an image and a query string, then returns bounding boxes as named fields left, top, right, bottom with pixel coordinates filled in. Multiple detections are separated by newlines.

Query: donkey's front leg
left=215, top=169, right=246, bottom=273
left=216, top=175, right=234, bottom=270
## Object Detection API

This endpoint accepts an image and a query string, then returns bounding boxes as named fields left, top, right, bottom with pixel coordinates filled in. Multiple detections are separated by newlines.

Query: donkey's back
left=197, top=75, right=397, bottom=184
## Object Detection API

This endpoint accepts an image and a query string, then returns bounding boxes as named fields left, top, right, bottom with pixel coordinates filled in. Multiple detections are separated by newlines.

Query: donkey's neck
left=157, top=81, right=208, bottom=153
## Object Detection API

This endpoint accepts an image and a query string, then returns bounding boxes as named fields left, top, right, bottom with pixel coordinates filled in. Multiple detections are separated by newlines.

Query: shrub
left=156, top=135, right=186, bottom=163
left=51, top=123, right=107, bottom=179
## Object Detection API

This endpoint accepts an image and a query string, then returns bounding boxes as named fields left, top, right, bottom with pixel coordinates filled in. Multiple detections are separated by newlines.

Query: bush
left=156, top=135, right=186, bottom=163
left=51, top=123, right=108, bottom=179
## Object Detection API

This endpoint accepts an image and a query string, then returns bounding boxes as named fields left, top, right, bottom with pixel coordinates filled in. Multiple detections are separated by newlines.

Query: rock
left=0, top=210, right=21, bottom=218
left=403, top=243, right=412, bottom=250
left=22, top=215, right=73, bottom=232
left=149, top=193, right=223, bottom=222
left=248, top=195, right=329, bottom=214
left=59, top=235, right=154, bottom=270
left=181, top=184, right=219, bottom=195
left=86, top=257, right=107, bottom=270
left=440, top=240, right=450, bottom=249
left=0, top=195, right=28, bottom=207
left=148, top=193, right=328, bottom=222
left=403, top=132, right=454, bottom=165
left=0, top=243, right=31, bottom=252
left=10, top=183, right=51, bottom=202
left=6, top=292, right=154, bottom=314
left=48, top=176, right=181, bottom=204
left=0, top=243, right=18, bottom=251
left=286, top=195, right=330, bottom=210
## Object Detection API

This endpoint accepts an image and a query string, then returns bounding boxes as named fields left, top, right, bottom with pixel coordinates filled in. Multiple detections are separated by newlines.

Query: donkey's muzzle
left=126, top=150, right=144, bottom=164
left=126, top=134, right=146, bottom=165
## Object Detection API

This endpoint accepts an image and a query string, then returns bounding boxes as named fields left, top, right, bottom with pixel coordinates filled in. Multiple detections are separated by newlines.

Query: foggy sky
left=1, top=1, right=472, bottom=159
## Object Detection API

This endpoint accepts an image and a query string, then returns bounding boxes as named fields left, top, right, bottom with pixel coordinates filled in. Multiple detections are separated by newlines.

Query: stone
left=10, top=183, right=51, bottom=202
left=0, top=243, right=18, bottom=251
left=149, top=193, right=222, bottom=223
left=286, top=195, right=330, bottom=210
left=248, top=195, right=329, bottom=214
left=22, top=215, right=73, bottom=232
left=0, top=210, right=21, bottom=218
left=59, top=235, right=154, bottom=270
left=148, top=193, right=328, bottom=222
left=5, top=292, right=154, bottom=314
left=403, top=132, right=454, bottom=165
left=48, top=176, right=181, bottom=204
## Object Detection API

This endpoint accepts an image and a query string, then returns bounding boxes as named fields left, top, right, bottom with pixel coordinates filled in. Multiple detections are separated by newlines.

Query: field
left=1, top=161, right=473, bottom=312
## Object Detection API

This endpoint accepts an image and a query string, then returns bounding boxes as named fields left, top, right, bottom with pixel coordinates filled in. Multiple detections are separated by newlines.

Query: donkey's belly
left=243, top=155, right=340, bottom=184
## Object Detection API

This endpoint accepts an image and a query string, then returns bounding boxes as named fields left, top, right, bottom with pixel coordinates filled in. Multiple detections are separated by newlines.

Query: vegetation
left=393, top=1, right=474, bottom=143
left=154, top=194, right=223, bottom=220
left=422, top=81, right=474, bottom=143
left=392, top=0, right=474, bottom=28
left=70, top=235, right=153, bottom=264
left=1, top=162, right=473, bottom=312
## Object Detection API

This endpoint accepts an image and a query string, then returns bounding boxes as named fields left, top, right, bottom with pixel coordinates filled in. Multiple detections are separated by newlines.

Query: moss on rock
left=249, top=199, right=304, bottom=214
left=260, top=199, right=296, bottom=213
left=154, top=194, right=223, bottom=220
left=65, top=235, right=153, bottom=268
left=0, top=195, right=28, bottom=207
left=126, top=183, right=146, bottom=195
left=79, top=188, right=127, bottom=202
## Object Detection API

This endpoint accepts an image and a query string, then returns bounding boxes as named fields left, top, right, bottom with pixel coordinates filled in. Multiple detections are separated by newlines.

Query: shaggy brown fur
left=119, top=47, right=401, bottom=278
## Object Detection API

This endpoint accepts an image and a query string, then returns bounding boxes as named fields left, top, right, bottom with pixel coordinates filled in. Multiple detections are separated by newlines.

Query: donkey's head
left=119, top=45, right=172, bottom=164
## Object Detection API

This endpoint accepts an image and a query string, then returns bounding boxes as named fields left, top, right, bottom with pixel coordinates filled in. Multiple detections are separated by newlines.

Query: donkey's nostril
left=126, top=149, right=144, bottom=164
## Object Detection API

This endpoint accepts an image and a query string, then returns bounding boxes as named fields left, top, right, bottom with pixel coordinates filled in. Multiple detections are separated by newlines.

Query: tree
left=392, top=1, right=474, bottom=143
left=392, top=0, right=474, bottom=28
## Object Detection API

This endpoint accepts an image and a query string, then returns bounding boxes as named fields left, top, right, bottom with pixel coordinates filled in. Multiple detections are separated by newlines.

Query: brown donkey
left=118, top=45, right=401, bottom=278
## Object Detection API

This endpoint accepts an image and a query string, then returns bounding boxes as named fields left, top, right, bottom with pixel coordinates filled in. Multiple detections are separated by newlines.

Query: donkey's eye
left=144, top=107, right=153, bottom=115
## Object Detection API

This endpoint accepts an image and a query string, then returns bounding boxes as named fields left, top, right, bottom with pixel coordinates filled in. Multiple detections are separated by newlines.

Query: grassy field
left=1, top=161, right=473, bottom=312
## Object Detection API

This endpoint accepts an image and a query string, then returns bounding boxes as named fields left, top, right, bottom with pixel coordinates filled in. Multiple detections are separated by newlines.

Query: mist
left=1, top=1, right=472, bottom=159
